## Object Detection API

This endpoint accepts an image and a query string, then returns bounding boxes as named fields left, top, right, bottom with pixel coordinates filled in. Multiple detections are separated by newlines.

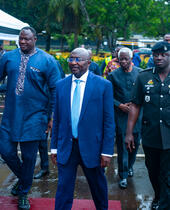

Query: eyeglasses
left=67, top=57, right=88, bottom=63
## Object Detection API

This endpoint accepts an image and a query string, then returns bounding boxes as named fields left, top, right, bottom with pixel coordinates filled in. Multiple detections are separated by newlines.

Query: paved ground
left=0, top=97, right=154, bottom=210
left=0, top=149, right=154, bottom=210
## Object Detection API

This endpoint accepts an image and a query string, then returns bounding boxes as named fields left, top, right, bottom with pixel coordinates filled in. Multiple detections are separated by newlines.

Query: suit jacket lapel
left=64, top=75, right=72, bottom=123
left=79, top=72, right=94, bottom=121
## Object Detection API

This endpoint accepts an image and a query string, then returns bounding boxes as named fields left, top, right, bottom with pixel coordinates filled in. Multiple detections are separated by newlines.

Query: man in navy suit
left=51, top=48, right=115, bottom=210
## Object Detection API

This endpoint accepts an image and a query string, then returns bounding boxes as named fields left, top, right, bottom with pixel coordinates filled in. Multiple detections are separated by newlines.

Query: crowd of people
left=0, top=27, right=169, bottom=210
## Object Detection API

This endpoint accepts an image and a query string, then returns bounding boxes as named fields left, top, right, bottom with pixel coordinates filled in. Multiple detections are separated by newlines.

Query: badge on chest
left=145, top=95, right=150, bottom=102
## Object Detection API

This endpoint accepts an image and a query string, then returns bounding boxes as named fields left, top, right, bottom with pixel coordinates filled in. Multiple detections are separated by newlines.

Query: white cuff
left=101, top=153, right=113, bottom=157
left=51, top=149, right=57, bottom=154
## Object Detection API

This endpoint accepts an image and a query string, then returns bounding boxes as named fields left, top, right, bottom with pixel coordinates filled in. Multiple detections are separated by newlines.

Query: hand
left=125, top=133, right=135, bottom=153
left=100, top=156, right=111, bottom=168
left=46, top=119, right=53, bottom=136
left=119, top=103, right=130, bottom=113
left=51, top=153, right=57, bottom=165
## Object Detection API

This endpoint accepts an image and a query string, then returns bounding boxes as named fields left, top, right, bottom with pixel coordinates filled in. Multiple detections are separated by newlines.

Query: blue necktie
left=71, top=80, right=81, bottom=138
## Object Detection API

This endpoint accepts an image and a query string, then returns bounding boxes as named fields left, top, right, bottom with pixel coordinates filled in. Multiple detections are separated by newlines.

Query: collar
left=72, top=70, right=89, bottom=83
left=20, top=48, right=37, bottom=57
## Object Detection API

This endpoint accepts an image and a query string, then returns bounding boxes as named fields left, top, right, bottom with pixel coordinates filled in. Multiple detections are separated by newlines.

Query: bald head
left=87, top=49, right=92, bottom=59
left=71, top=48, right=90, bottom=60
left=164, top=34, right=170, bottom=43
left=69, top=48, right=91, bottom=78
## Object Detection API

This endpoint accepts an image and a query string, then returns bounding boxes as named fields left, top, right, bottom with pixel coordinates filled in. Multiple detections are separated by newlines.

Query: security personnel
left=100, top=55, right=112, bottom=75
left=125, top=41, right=170, bottom=210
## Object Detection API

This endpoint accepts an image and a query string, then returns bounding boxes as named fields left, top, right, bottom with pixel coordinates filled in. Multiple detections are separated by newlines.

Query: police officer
left=125, top=41, right=170, bottom=210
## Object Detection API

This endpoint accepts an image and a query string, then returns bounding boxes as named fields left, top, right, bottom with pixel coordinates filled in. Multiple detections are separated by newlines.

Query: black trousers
left=38, top=140, right=49, bottom=170
left=117, top=133, right=140, bottom=179
left=143, top=146, right=170, bottom=210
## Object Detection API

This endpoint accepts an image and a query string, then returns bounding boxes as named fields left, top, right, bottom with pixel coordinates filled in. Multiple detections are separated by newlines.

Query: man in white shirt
left=51, top=48, right=115, bottom=210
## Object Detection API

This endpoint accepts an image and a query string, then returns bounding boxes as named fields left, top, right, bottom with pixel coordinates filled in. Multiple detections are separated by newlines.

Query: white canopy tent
left=0, top=9, right=29, bottom=41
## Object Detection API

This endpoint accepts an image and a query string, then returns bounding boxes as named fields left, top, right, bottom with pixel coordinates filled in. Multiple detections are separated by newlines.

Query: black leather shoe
left=11, top=181, right=20, bottom=196
left=119, top=179, right=127, bottom=189
left=128, top=168, right=133, bottom=177
left=18, top=195, right=30, bottom=210
left=34, top=169, right=49, bottom=179
left=151, top=199, right=159, bottom=210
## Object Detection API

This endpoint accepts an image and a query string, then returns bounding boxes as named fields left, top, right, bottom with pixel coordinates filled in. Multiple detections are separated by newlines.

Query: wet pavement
left=0, top=98, right=154, bottom=210
left=0, top=148, right=154, bottom=210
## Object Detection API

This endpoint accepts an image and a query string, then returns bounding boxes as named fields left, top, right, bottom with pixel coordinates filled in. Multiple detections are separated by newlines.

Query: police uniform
left=131, top=41, right=170, bottom=210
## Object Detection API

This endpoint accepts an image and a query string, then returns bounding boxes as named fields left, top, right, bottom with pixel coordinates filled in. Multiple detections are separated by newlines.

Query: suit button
left=160, top=95, right=163, bottom=98
left=160, top=108, right=162, bottom=111
left=160, top=120, right=162, bottom=123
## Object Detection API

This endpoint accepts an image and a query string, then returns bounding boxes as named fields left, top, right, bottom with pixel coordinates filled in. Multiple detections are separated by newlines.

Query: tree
left=134, top=0, right=170, bottom=37
left=49, top=0, right=83, bottom=49
left=27, top=0, right=62, bottom=51
left=0, top=0, right=169, bottom=52
left=84, top=0, right=147, bottom=52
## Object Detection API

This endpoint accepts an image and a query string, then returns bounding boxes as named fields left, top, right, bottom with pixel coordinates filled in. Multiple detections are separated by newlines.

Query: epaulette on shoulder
left=139, top=68, right=153, bottom=73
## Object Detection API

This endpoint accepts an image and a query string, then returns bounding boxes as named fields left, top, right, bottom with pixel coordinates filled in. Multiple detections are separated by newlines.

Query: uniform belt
left=72, top=137, right=78, bottom=142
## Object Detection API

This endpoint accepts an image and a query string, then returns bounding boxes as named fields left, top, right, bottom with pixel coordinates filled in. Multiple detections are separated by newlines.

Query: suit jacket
left=107, top=66, right=142, bottom=134
left=51, top=72, right=115, bottom=168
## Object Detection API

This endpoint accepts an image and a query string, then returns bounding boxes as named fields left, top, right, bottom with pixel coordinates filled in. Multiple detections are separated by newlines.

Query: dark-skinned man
left=51, top=48, right=115, bottom=210
left=88, top=49, right=101, bottom=76
left=103, top=46, right=123, bottom=78
left=125, top=41, right=170, bottom=210
left=147, top=33, right=170, bottom=68
left=107, top=47, right=142, bottom=189
left=0, top=27, right=61, bottom=210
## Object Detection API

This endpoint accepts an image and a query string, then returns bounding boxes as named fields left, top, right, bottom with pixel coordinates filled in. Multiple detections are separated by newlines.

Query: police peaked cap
left=152, top=41, right=170, bottom=53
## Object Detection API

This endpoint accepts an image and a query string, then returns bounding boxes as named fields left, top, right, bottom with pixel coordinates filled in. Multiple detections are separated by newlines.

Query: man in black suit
left=107, top=47, right=142, bottom=189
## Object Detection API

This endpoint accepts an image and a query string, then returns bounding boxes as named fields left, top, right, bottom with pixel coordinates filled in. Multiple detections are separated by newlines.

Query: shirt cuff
left=51, top=149, right=57, bottom=154
left=101, top=153, right=113, bottom=157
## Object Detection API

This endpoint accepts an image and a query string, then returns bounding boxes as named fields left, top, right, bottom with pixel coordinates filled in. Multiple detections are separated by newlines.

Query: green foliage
left=93, top=59, right=104, bottom=67
left=53, top=56, right=71, bottom=74
left=64, top=34, right=84, bottom=51
left=0, top=0, right=169, bottom=51
left=4, top=45, right=17, bottom=51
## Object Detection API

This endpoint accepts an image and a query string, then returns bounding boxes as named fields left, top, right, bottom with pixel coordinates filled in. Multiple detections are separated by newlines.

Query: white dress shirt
left=71, top=70, right=88, bottom=112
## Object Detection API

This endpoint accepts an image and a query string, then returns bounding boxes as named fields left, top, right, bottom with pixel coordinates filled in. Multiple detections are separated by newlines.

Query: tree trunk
left=96, top=39, right=101, bottom=55
left=45, top=34, right=51, bottom=52
left=60, top=37, right=65, bottom=51
left=123, top=22, right=129, bottom=40
left=106, top=33, right=112, bottom=52
left=74, top=15, right=79, bottom=48
left=74, top=31, right=78, bottom=48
